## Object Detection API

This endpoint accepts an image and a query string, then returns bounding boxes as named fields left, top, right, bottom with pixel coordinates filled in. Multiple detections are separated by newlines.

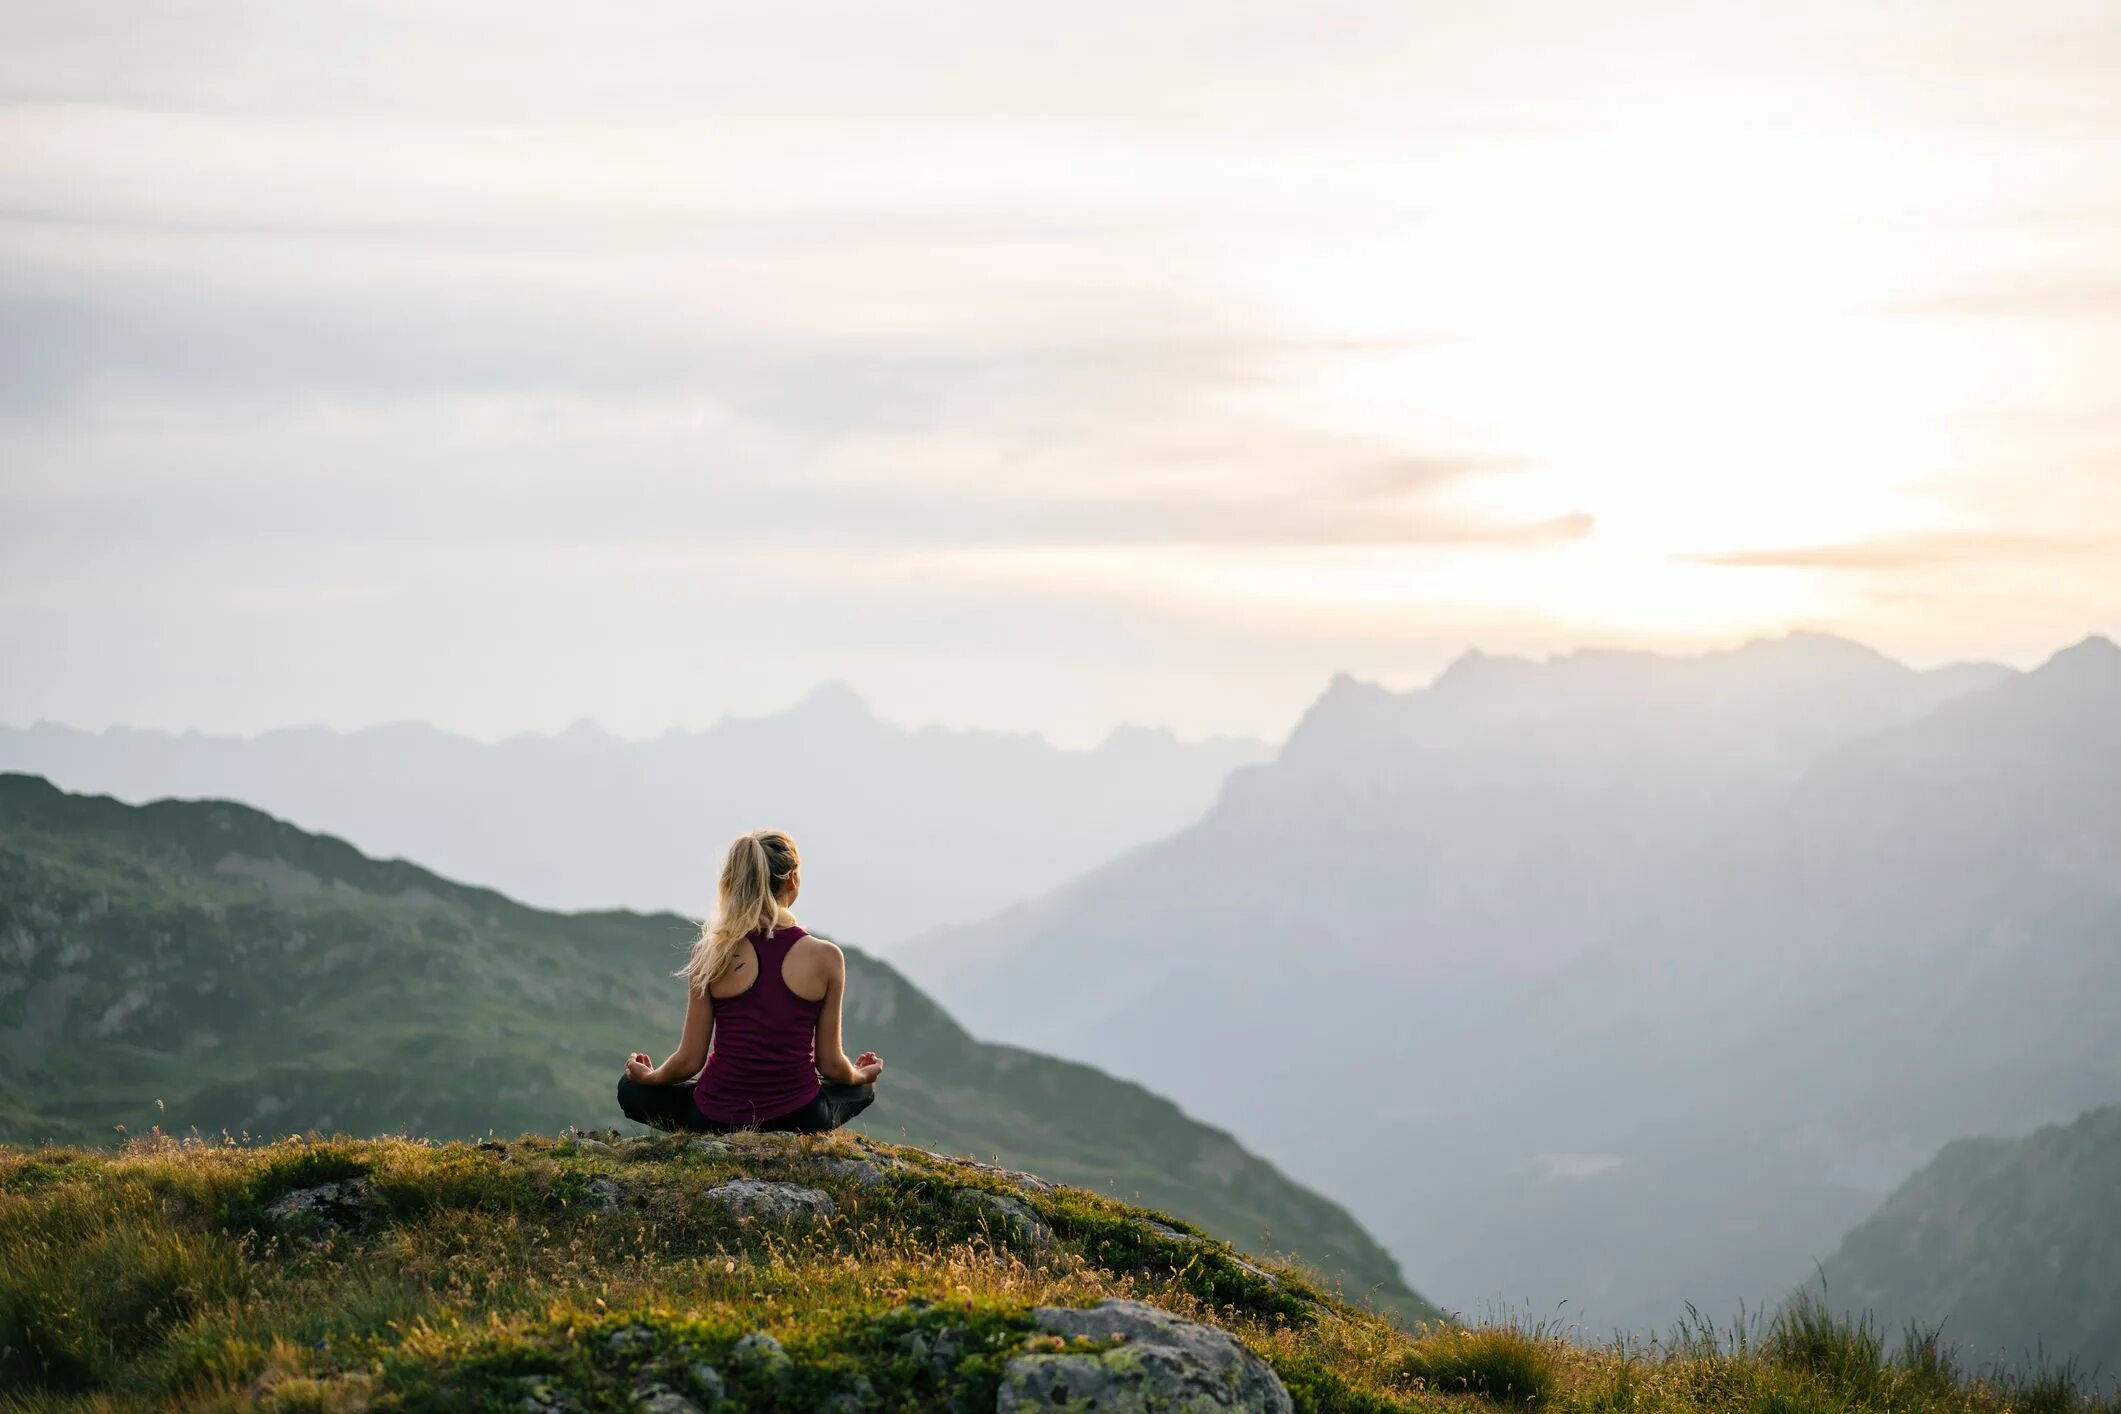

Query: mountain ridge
left=899, top=630, right=2119, bottom=1343
left=0, top=690, right=1271, bottom=944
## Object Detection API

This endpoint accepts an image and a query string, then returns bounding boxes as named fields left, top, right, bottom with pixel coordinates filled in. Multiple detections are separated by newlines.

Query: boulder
left=821, top=1373, right=879, bottom=1411
left=729, top=1330, right=791, bottom=1378
left=263, top=1178, right=376, bottom=1234
left=997, top=1299, right=1293, bottom=1412
left=900, top=1324, right=969, bottom=1377
left=516, top=1376, right=575, bottom=1412
left=704, top=1179, right=835, bottom=1222
left=815, top=1153, right=904, bottom=1189
left=953, top=1189, right=1053, bottom=1250
left=923, top=1151, right=1053, bottom=1195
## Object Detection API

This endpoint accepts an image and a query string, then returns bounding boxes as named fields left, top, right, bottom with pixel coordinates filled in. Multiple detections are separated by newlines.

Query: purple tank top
left=693, top=924, right=824, bottom=1124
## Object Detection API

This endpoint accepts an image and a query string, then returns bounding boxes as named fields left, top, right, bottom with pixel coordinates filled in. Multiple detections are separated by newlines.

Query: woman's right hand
left=853, top=1051, right=885, bottom=1084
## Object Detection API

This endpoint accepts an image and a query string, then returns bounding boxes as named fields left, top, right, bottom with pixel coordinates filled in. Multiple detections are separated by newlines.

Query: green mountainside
left=0, top=772, right=1427, bottom=1320
left=1818, top=1103, right=2121, bottom=1376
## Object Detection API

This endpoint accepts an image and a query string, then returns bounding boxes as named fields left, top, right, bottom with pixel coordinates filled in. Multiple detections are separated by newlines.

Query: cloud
left=1687, top=529, right=2112, bottom=570
left=1869, top=274, right=2121, bottom=322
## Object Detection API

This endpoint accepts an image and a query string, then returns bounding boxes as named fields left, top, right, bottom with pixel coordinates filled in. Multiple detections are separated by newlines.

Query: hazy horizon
left=6, top=1, right=2121, bottom=746
left=4, top=626, right=2102, bottom=750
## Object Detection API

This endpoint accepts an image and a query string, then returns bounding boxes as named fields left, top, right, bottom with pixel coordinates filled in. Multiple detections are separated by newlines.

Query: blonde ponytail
left=682, top=830, right=800, bottom=993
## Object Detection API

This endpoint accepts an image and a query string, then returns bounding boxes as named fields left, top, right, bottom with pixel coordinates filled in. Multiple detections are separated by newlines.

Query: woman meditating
left=617, top=829, right=883, bottom=1133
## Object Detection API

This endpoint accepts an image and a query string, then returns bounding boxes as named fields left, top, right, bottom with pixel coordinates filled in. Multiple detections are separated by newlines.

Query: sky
left=3, top=0, right=2119, bottom=746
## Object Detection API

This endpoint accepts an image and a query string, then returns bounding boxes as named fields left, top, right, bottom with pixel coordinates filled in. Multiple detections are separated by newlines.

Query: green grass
left=3, top=1133, right=2115, bottom=1414
left=1398, top=1326, right=1561, bottom=1405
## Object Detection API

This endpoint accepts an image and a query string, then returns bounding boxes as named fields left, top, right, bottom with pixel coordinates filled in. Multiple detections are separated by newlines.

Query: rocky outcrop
left=924, top=1150, right=1054, bottom=1195
left=815, top=1151, right=907, bottom=1188
left=997, top=1299, right=1293, bottom=1412
left=702, top=1180, right=835, bottom=1222
left=954, top=1188, right=1055, bottom=1250
left=263, top=1178, right=377, bottom=1234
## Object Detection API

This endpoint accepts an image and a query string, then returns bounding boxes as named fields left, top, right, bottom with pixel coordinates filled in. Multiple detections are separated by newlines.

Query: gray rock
left=997, top=1299, right=1293, bottom=1412
left=922, top=1151, right=1053, bottom=1195
left=688, top=1137, right=739, bottom=1158
left=687, top=1364, right=728, bottom=1400
left=953, top=1189, right=1054, bottom=1250
left=517, top=1376, right=576, bottom=1412
left=263, top=1178, right=375, bottom=1233
left=897, top=1323, right=969, bottom=1377
left=730, top=1330, right=790, bottom=1374
left=820, top=1375, right=878, bottom=1414
left=705, top=1179, right=835, bottom=1222
left=583, top=1177, right=622, bottom=1212
left=632, top=1385, right=700, bottom=1414
left=607, top=1324, right=655, bottom=1354
left=815, top=1153, right=903, bottom=1189
left=1140, top=1222, right=1303, bottom=1302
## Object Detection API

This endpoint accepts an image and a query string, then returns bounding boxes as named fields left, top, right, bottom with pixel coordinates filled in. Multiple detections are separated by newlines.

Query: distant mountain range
left=1818, top=1101, right=2121, bottom=1378
left=0, top=686, right=1268, bottom=948
left=901, top=631, right=2121, bottom=1348
left=0, top=772, right=1430, bottom=1319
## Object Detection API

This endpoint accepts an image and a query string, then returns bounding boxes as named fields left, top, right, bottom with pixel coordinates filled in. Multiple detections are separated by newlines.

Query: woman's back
left=693, top=924, right=825, bottom=1124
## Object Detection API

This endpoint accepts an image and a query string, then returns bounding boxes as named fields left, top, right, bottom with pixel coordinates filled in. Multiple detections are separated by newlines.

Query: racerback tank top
left=692, top=924, right=825, bottom=1124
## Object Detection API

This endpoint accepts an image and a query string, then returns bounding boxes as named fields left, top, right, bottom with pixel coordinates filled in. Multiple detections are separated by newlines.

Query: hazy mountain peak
left=0, top=685, right=1257, bottom=942
left=1733, top=630, right=1897, bottom=669
left=1096, top=722, right=1182, bottom=754
left=786, top=679, right=876, bottom=723
left=1425, top=632, right=1902, bottom=702
left=1302, top=670, right=1401, bottom=721
left=2038, top=633, right=2121, bottom=678
left=1430, top=645, right=1540, bottom=693
left=1957, top=632, right=2121, bottom=727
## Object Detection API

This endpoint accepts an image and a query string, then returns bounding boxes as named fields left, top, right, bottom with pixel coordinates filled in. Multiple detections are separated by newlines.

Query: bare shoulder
left=798, top=932, right=846, bottom=969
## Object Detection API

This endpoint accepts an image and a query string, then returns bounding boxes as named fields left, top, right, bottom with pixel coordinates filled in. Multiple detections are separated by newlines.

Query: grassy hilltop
left=5, top=1130, right=2118, bottom=1413
left=0, top=772, right=1423, bottom=1319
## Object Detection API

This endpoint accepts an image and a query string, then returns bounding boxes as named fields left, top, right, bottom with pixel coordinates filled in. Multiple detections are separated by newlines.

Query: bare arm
left=629, top=987, right=713, bottom=1086
left=812, top=941, right=884, bottom=1086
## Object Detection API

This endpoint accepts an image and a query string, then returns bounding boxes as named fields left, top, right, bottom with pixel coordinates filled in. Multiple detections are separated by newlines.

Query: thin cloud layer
left=3, top=0, right=2119, bottom=742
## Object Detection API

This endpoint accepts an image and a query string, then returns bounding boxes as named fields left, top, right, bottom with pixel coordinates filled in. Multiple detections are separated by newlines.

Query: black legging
left=616, top=1074, right=875, bottom=1135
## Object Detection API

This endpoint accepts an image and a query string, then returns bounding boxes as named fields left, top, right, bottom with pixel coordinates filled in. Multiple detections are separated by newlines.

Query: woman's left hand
left=624, top=1053, right=655, bottom=1083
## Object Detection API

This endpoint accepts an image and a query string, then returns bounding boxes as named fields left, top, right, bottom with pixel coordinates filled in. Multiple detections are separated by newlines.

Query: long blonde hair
left=682, top=829, right=800, bottom=993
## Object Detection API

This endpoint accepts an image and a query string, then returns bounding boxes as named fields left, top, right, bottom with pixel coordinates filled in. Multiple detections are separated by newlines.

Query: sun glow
left=1249, top=130, right=1985, bottom=618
